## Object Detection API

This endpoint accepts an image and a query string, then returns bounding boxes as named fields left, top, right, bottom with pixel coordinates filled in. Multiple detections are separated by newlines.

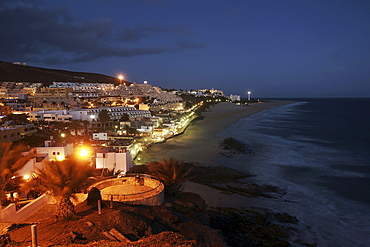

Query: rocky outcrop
left=8, top=192, right=227, bottom=246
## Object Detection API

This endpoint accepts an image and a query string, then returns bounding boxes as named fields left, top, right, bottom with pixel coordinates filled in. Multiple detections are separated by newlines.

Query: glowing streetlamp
left=118, top=75, right=124, bottom=85
left=248, top=91, right=251, bottom=101
left=79, top=147, right=89, bottom=158
left=56, top=155, right=65, bottom=161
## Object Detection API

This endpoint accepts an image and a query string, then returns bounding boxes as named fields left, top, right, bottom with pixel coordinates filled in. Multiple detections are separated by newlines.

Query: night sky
left=1, top=0, right=369, bottom=98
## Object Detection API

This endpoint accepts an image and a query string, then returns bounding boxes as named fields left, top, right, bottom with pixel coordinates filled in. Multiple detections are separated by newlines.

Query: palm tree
left=0, top=143, right=35, bottom=202
left=119, top=113, right=130, bottom=122
left=68, top=120, right=83, bottom=135
left=3, top=113, right=29, bottom=125
left=98, top=109, right=110, bottom=130
left=35, top=159, right=95, bottom=221
left=147, top=158, right=194, bottom=196
left=81, top=120, right=90, bottom=133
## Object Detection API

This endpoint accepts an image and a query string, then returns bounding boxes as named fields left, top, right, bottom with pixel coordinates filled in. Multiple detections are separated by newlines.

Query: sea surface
left=216, top=98, right=370, bottom=247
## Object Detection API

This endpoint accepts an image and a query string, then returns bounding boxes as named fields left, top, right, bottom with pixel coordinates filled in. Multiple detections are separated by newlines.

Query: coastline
left=138, top=100, right=304, bottom=245
left=5, top=100, right=301, bottom=247
left=139, top=100, right=293, bottom=166
left=138, top=100, right=294, bottom=209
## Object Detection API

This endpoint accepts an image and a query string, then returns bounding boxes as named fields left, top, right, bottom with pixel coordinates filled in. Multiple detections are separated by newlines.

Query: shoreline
left=138, top=100, right=304, bottom=245
left=139, top=100, right=294, bottom=166
left=138, top=100, right=294, bottom=209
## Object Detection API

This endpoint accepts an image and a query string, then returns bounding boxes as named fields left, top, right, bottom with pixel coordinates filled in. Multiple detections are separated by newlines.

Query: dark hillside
left=0, top=61, right=123, bottom=86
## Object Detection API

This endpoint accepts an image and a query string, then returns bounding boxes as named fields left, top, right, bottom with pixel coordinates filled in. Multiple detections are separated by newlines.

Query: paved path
left=0, top=204, right=57, bottom=235
left=23, top=204, right=57, bottom=223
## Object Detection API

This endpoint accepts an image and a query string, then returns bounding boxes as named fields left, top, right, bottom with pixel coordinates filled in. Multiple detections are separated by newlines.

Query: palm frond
left=36, top=159, right=94, bottom=199
left=147, top=158, right=194, bottom=195
left=0, top=142, right=35, bottom=193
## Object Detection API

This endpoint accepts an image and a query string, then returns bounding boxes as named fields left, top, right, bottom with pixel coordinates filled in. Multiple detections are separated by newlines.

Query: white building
left=18, top=151, right=49, bottom=178
left=29, top=107, right=151, bottom=123
left=29, top=110, right=73, bottom=122
left=0, top=124, right=38, bottom=143
left=230, top=94, right=241, bottom=101
left=95, top=150, right=133, bottom=174
left=50, top=82, right=114, bottom=91
left=69, top=106, right=151, bottom=122
left=92, top=133, right=108, bottom=140
left=35, top=143, right=74, bottom=162
left=18, top=143, right=74, bottom=178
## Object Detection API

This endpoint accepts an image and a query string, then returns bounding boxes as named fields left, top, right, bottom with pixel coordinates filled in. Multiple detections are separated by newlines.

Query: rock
left=86, top=221, right=94, bottom=227
left=102, top=231, right=117, bottom=241
left=108, top=228, right=131, bottom=243
left=177, top=221, right=227, bottom=247
left=69, top=231, right=87, bottom=240
left=276, top=213, right=299, bottom=224
left=0, top=233, right=12, bottom=246
left=87, top=187, right=102, bottom=206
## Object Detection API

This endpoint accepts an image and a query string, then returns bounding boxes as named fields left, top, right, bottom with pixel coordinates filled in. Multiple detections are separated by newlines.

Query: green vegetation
left=2, top=113, right=29, bottom=125
left=148, top=158, right=194, bottom=196
left=129, top=158, right=194, bottom=196
left=98, top=109, right=110, bottom=130
left=16, top=133, right=49, bottom=147
left=35, top=159, right=95, bottom=221
left=0, top=142, right=35, bottom=204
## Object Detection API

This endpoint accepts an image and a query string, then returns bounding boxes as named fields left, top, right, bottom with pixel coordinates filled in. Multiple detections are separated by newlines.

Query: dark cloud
left=119, top=24, right=194, bottom=42
left=176, top=41, right=208, bottom=50
left=0, top=2, right=204, bottom=65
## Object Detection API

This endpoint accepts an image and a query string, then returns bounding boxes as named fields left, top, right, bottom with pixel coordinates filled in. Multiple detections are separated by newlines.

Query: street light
left=79, top=147, right=89, bottom=158
left=118, top=75, right=124, bottom=85
left=248, top=91, right=251, bottom=101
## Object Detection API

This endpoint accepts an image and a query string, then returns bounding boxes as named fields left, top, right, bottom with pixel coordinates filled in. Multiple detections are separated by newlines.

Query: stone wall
left=0, top=193, right=55, bottom=222
left=91, top=175, right=165, bottom=206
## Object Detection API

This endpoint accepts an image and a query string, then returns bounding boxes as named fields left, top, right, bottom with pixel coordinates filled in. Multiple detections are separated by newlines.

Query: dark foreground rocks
left=8, top=192, right=226, bottom=247
left=6, top=191, right=300, bottom=247
left=209, top=208, right=299, bottom=247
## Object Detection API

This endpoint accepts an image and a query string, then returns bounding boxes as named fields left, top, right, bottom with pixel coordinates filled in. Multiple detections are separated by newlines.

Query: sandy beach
left=138, top=101, right=293, bottom=209
left=139, top=101, right=292, bottom=166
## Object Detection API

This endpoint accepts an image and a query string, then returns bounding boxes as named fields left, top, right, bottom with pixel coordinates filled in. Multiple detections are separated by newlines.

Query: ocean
left=216, top=98, right=370, bottom=246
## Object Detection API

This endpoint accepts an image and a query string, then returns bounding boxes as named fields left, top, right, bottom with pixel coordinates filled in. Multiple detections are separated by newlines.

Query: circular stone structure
left=91, top=174, right=165, bottom=206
